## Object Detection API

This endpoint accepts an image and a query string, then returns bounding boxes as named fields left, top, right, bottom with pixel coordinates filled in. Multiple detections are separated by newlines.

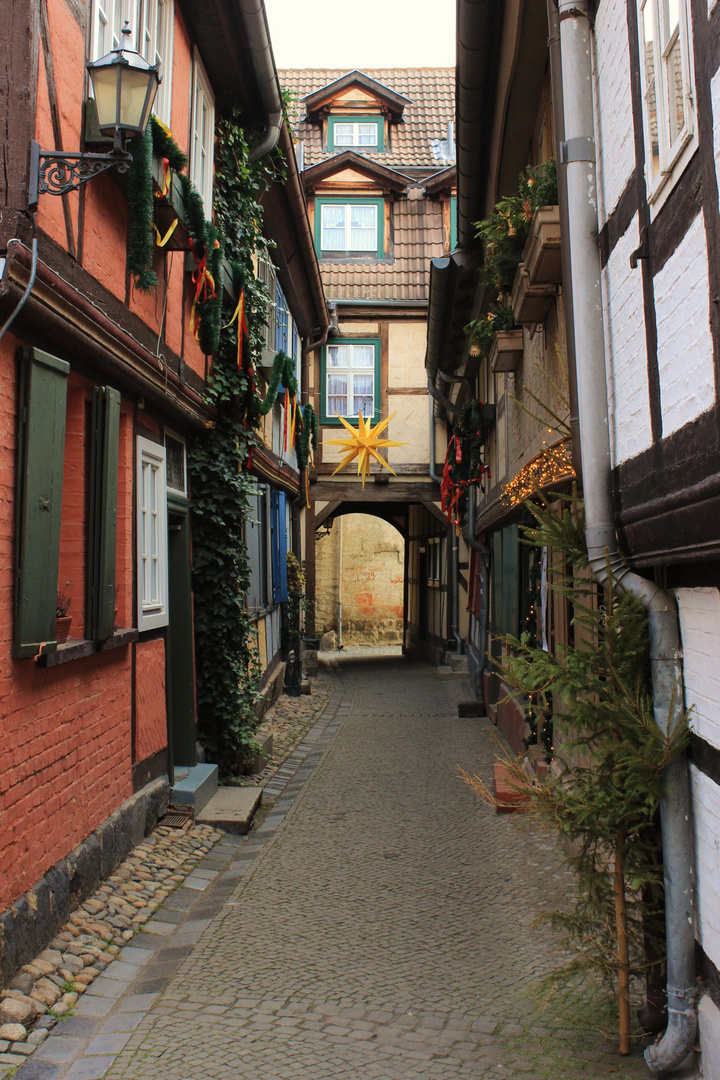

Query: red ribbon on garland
left=188, top=236, right=218, bottom=340
left=440, top=435, right=488, bottom=528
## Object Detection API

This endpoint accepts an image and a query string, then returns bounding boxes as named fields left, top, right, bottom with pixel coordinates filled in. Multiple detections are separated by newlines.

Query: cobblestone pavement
left=25, top=652, right=659, bottom=1080
left=235, top=674, right=335, bottom=788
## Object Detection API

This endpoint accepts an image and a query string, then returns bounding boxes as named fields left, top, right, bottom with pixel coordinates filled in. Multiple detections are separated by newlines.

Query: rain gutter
left=238, top=0, right=283, bottom=161
left=557, top=3, right=696, bottom=1072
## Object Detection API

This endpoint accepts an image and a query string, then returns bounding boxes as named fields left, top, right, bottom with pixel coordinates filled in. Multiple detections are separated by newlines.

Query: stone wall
left=315, top=514, right=404, bottom=645
left=0, top=777, right=169, bottom=989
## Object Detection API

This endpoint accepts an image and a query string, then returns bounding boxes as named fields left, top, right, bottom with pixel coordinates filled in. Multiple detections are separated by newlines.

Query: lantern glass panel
left=91, top=64, right=121, bottom=129
left=119, top=66, right=154, bottom=129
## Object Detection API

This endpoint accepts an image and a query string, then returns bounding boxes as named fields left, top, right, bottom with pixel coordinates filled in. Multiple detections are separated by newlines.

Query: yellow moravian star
left=326, top=411, right=405, bottom=488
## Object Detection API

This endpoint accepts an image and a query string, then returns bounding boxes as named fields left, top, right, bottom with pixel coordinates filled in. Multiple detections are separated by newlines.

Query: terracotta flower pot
left=55, top=616, right=72, bottom=644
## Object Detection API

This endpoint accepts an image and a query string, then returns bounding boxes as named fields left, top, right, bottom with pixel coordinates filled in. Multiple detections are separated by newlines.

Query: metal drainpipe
left=427, top=376, right=464, bottom=654
left=546, top=0, right=582, bottom=485
left=465, top=484, right=490, bottom=708
left=0, top=237, right=38, bottom=345
left=336, top=515, right=343, bottom=650
left=239, top=0, right=284, bottom=161
left=557, top=3, right=696, bottom=1073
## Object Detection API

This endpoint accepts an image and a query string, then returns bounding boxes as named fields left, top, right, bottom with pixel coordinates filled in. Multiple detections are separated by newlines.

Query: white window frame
left=333, top=121, right=379, bottom=148
left=90, top=0, right=172, bottom=125
left=91, top=0, right=138, bottom=60
left=325, top=342, right=376, bottom=420
left=190, top=49, right=215, bottom=213
left=320, top=203, right=378, bottom=254
left=637, top=0, right=696, bottom=208
left=136, top=437, right=168, bottom=631
left=255, top=247, right=277, bottom=353
left=140, top=0, right=174, bottom=127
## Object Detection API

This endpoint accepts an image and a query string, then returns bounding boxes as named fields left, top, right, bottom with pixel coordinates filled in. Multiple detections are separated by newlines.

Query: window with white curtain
left=334, top=122, right=379, bottom=147
left=325, top=342, right=377, bottom=420
left=328, top=116, right=384, bottom=151
left=136, top=437, right=168, bottom=631
left=638, top=0, right=695, bottom=203
left=320, top=203, right=378, bottom=254
left=190, top=50, right=215, bottom=212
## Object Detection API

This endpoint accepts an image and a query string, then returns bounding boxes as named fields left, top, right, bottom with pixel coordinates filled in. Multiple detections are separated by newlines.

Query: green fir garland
left=150, top=116, right=187, bottom=173
left=257, top=350, right=298, bottom=415
left=126, top=123, right=157, bottom=292
left=295, top=402, right=318, bottom=471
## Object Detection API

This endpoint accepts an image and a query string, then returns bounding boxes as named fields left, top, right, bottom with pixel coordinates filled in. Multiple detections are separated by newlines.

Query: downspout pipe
left=466, top=483, right=489, bottom=707
left=546, top=0, right=582, bottom=485
left=427, top=378, right=463, bottom=654
left=239, top=0, right=284, bottom=161
left=557, top=3, right=696, bottom=1073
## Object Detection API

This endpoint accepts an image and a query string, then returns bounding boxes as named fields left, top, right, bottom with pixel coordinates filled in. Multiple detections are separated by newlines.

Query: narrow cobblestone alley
left=27, top=654, right=653, bottom=1080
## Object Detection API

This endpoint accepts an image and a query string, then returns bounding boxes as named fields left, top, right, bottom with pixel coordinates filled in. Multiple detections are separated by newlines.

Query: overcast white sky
left=265, top=0, right=455, bottom=69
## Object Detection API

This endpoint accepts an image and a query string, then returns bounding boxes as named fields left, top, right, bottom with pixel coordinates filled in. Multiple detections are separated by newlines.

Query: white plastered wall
left=654, top=212, right=715, bottom=438
left=601, top=212, right=652, bottom=464
left=675, top=588, right=720, bottom=1070
left=593, top=0, right=636, bottom=226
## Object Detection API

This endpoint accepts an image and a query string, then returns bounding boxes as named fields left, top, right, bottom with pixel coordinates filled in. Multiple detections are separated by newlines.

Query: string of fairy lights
left=502, top=436, right=574, bottom=506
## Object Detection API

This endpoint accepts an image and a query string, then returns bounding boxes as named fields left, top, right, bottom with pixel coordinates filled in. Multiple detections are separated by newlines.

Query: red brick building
left=0, top=0, right=325, bottom=983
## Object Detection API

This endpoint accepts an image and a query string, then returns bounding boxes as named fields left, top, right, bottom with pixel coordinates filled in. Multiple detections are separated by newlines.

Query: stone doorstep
left=493, top=762, right=531, bottom=814
left=170, top=764, right=219, bottom=815
left=436, top=665, right=468, bottom=680
left=244, top=734, right=274, bottom=776
left=457, top=701, right=486, bottom=718
left=195, top=787, right=262, bottom=835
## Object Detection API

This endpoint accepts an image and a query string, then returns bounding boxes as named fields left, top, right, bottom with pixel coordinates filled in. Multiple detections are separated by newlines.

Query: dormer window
left=316, top=197, right=385, bottom=259
left=328, top=116, right=385, bottom=152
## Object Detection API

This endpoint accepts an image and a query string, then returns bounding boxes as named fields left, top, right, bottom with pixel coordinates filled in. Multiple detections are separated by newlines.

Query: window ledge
left=37, top=628, right=139, bottom=668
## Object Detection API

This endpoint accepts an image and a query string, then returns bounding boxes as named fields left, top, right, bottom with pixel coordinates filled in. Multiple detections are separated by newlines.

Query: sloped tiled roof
left=279, top=69, right=454, bottom=301
left=280, top=68, right=455, bottom=172
left=317, top=189, right=445, bottom=302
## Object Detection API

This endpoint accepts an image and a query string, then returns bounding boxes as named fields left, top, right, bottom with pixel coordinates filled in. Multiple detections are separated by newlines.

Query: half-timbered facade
left=280, top=67, right=465, bottom=662
left=447, top=0, right=720, bottom=1071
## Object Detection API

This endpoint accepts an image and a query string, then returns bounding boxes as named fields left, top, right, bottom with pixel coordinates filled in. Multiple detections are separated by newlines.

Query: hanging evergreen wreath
left=441, top=398, right=492, bottom=526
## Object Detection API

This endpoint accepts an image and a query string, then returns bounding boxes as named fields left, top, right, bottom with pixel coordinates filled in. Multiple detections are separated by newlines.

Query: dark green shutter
left=14, top=349, right=69, bottom=657
left=501, top=524, right=520, bottom=639
left=87, top=387, right=121, bottom=642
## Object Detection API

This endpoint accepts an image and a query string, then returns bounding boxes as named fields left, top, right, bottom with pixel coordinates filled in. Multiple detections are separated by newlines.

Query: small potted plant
left=55, top=591, right=72, bottom=644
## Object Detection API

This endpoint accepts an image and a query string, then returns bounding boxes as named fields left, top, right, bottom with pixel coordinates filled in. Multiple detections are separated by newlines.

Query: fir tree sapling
left=461, top=492, right=689, bottom=1055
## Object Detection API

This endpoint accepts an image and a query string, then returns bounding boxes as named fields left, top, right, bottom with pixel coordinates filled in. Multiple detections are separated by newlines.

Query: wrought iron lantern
left=29, top=24, right=161, bottom=209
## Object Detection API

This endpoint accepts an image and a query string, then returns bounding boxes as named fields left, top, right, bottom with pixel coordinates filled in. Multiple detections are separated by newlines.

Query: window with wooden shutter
left=136, top=437, right=169, bottom=631
left=270, top=490, right=288, bottom=605
left=87, top=387, right=121, bottom=642
left=14, top=349, right=69, bottom=657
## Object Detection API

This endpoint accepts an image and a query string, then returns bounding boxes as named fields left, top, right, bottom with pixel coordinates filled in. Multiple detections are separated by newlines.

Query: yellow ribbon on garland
left=153, top=218, right=179, bottom=247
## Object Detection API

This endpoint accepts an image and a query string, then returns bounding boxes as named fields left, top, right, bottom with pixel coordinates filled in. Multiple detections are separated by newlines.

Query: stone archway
left=315, top=513, right=405, bottom=646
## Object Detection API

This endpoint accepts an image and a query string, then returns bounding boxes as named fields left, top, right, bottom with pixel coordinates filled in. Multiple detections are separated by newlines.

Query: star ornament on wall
left=326, top=411, right=405, bottom=488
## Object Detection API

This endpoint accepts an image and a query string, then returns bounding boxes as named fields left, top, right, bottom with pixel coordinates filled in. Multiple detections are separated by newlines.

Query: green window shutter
left=502, top=524, right=519, bottom=639
left=14, top=349, right=69, bottom=658
left=87, top=387, right=120, bottom=642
